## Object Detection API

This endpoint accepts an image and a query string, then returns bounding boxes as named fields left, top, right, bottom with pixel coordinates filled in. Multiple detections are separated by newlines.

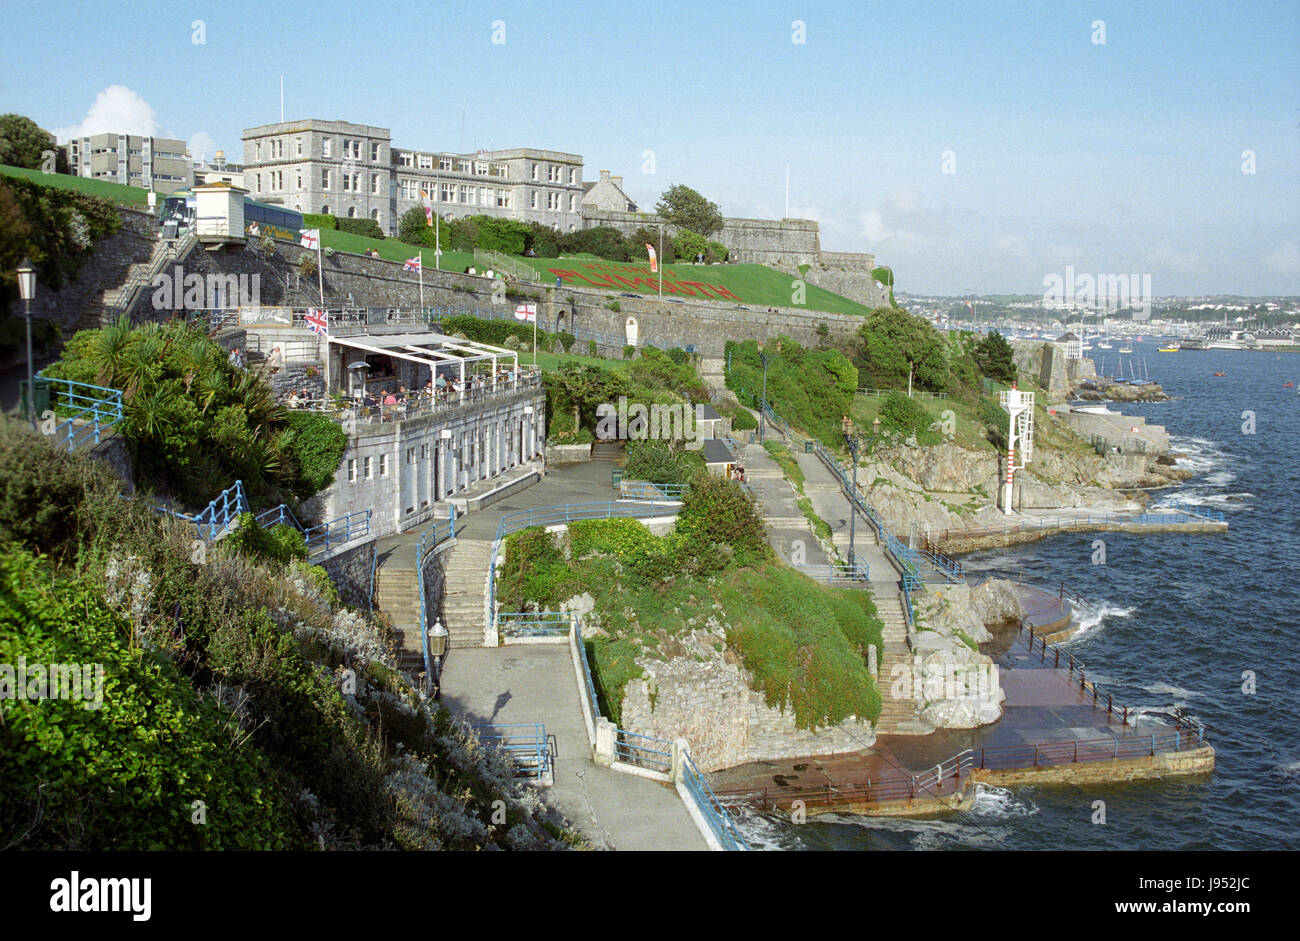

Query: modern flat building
left=241, top=119, right=584, bottom=235
left=63, top=132, right=192, bottom=194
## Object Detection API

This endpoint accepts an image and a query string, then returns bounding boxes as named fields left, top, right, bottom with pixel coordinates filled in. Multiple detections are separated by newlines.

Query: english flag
left=513, top=303, right=537, bottom=323
left=300, top=229, right=320, bottom=250
left=646, top=243, right=658, bottom=273
left=403, top=255, right=422, bottom=272
left=304, top=308, right=328, bottom=336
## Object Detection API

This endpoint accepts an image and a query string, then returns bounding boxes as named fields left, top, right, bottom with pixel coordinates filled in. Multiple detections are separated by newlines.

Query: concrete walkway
left=440, top=646, right=707, bottom=851
left=433, top=452, right=709, bottom=850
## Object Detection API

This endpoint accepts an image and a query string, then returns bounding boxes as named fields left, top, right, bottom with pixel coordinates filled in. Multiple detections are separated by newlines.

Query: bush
left=672, top=229, right=709, bottom=263
left=281, top=410, right=348, bottom=494
left=606, top=300, right=620, bottom=312
left=708, top=241, right=728, bottom=263
left=223, top=512, right=308, bottom=564
left=677, top=472, right=766, bottom=562
left=560, top=226, right=629, bottom=261
left=558, top=332, right=576, bottom=353
left=877, top=391, right=934, bottom=439
left=623, top=440, right=694, bottom=487
left=337, top=217, right=384, bottom=240
left=588, top=340, right=598, bottom=357
left=623, top=344, right=636, bottom=360
left=302, top=213, right=337, bottom=230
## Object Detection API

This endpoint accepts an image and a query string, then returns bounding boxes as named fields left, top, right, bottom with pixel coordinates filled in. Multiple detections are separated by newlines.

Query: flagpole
left=316, top=236, right=328, bottom=397
left=532, top=306, right=537, bottom=365
left=418, top=257, right=425, bottom=312
left=658, top=224, right=663, bottom=299
left=435, top=214, right=441, bottom=271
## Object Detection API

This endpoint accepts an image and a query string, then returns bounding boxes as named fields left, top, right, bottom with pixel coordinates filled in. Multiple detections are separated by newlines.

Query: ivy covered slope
left=497, top=473, right=884, bottom=731
left=0, top=419, right=575, bottom=850
left=42, top=318, right=347, bottom=508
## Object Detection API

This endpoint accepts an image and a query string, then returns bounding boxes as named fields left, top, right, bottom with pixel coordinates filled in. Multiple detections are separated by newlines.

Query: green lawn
left=0, top=163, right=153, bottom=205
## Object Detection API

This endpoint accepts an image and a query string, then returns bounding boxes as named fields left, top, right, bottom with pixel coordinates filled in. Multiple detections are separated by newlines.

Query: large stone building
left=241, top=119, right=584, bottom=234
left=63, top=132, right=192, bottom=194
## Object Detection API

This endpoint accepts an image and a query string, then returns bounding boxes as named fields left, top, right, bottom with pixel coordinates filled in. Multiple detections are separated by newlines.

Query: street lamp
left=841, top=416, right=882, bottom=576
left=17, top=259, right=37, bottom=430
left=429, top=619, right=449, bottom=690
left=757, top=349, right=773, bottom=443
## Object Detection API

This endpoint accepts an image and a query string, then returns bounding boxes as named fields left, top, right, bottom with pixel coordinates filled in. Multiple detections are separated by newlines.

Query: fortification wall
left=153, top=242, right=871, bottom=357
left=580, top=208, right=822, bottom=267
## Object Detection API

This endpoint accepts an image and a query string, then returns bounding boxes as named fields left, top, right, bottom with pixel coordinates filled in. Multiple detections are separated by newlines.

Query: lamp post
left=17, top=259, right=37, bottom=430
left=841, top=416, right=882, bottom=576
left=429, top=619, right=449, bottom=693
left=758, top=349, right=772, bottom=443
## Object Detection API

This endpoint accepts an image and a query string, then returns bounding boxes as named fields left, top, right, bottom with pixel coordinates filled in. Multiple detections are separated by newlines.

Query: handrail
left=22, top=377, right=125, bottom=451
left=416, top=507, right=458, bottom=685
left=681, top=750, right=749, bottom=851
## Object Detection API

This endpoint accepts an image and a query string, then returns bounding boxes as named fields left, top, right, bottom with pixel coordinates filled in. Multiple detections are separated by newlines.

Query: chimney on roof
left=599, top=170, right=610, bottom=182
left=611, top=175, right=622, bottom=187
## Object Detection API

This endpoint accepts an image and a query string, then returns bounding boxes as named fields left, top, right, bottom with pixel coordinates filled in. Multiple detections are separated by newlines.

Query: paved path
left=440, top=646, right=707, bottom=851
left=431, top=452, right=708, bottom=850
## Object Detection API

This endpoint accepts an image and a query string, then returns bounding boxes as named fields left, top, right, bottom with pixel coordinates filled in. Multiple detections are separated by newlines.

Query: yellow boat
left=1158, top=345, right=1180, bottom=352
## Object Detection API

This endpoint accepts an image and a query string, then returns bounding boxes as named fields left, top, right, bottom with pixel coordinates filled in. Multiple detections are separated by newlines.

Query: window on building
left=296, top=171, right=302, bottom=190
left=439, top=156, right=452, bottom=171
left=407, top=447, right=415, bottom=464
left=363, top=456, right=372, bottom=478
left=418, top=154, right=432, bottom=169
left=455, top=159, right=470, bottom=174
left=496, top=189, right=511, bottom=208
left=569, top=168, right=576, bottom=184
left=398, top=152, right=413, bottom=167
left=255, top=143, right=262, bottom=161
left=321, top=170, right=330, bottom=189
left=347, top=459, right=356, bottom=481
left=547, top=165, right=561, bottom=183
left=459, top=185, right=473, bottom=204
left=420, top=443, right=429, bottom=460
left=348, top=207, right=357, bottom=218
left=296, top=138, right=303, bottom=156
left=372, top=208, right=381, bottom=223
left=321, top=205, right=329, bottom=214
left=531, top=164, right=539, bottom=181
left=439, top=182, right=454, bottom=202
left=255, top=174, right=262, bottom=193
left=530, top=190, right=537, bottom=209
left=371, top=141, right=380, bottom=161
left=379, top=453, right=388, bottom=476
left=491, top=163, right=508, bottom=178
left=372, top=174, right=381, bottom=194
left=569, top=194, right=576, bottom=211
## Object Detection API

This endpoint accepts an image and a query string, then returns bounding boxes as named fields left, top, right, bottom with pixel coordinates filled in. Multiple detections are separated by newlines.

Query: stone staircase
left=698, top=357, right=737, bottom=406
left=375, top=561, right=425, bottom=675
left=440, top=536, right=493, bottom=649
left=873, top=590, right=933, bottom=735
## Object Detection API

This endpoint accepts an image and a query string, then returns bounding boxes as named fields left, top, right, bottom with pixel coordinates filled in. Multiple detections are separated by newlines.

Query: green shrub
left=623, top=344, right=636, bottom=360
left=623, top=440, right=695, bottom=487
left=607, top=300, right=621, bottom=312
left=282, top=409, right=348, bottom=495
left=877, top=391, right=934, bottom=439
left=708, top=240, right=728, bottom=263
left=224, top=512, right=308, bottom=564
left=336, top=217, right=383, bottom=240
left=559, top=332, right=576, bottom=353
left=586, top=636, right=643, bottom=725
left=302, top=213, right=337, bottom=230
left=677, top=472, right=766, bottom=562
left=588, top=339, right=598, bottom=357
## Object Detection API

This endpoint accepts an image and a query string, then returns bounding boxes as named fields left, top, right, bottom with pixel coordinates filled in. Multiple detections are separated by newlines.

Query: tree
left=0, top=114, right=57, bottom=170
left=972, top=330, right=1017, bottom=384
left=628, top=226, right=675, bottom=263
left=397, top=206, right=431, bottom=246
left=672, top=229, right=710, bottom=264
left=655, top=184, right=723, bottom=238
left=854, top=306, right=950, bottom=392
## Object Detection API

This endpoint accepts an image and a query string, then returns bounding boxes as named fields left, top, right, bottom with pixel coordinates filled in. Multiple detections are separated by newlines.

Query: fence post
left=594, top=718, right=616, bottom=768
left=671, top=738, right=688, bottom=784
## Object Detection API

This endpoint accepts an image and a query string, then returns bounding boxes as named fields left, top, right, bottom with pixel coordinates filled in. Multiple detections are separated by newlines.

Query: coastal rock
left=968, top=579, right=1027, bottom=627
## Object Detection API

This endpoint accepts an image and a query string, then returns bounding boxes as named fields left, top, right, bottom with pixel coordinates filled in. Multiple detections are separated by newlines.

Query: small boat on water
left=1158, top=343, right=1180, bottom=352
left=1213, top=372, right=1225, bottom=377
left=1096, top=341, right=1113, bottom=350
left=1284, top=382, right=1295, bottom=388
left=1118, top=345, right=1134, bottom=354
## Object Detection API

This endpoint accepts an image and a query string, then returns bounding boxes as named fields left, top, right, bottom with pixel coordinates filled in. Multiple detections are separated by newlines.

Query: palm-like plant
left=90, top=316, right=132, bottom=388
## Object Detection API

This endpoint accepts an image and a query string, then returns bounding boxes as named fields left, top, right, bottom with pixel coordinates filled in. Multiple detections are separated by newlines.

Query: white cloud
left=53, top=86, right=161, bottom=143
left=189, top=132, right=217, bottom=165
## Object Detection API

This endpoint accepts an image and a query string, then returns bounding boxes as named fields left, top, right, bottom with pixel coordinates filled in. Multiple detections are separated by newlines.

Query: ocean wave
left=1068, top=603, right=1135, bottom=640
left=1141, top=682, right=1202, bottom=700
left=971, top=784, right=1039, bottom=819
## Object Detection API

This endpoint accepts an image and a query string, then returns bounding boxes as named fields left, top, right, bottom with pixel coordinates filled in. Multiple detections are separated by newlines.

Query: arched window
left=321, top=205, right=329, bottom=214
left=347, top=206, right=357, bottom=218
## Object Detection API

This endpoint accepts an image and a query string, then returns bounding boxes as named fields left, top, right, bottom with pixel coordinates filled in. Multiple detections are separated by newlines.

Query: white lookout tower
left=998, top=382, right=1035, bottom=514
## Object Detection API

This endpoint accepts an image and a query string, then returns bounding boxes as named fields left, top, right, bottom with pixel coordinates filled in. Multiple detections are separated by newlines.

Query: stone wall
left=6, top=208, right=158, bottom=344
left=579, top=208, right=822, bottom=267
left=149, top=242, right=876, bottom=357
left=618, top=628, right=877, bottom=772
left=316, top=537, right=378, bottom=609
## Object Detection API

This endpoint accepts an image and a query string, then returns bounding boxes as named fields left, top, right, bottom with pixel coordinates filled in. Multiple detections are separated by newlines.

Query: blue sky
left=5, top=0, right=1298, bottom=295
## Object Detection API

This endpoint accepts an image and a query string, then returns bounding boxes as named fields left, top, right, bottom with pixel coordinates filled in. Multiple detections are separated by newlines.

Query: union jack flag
left=403, top=255, right=421, bottom=272
left=304, top=308, right=328, bottom=336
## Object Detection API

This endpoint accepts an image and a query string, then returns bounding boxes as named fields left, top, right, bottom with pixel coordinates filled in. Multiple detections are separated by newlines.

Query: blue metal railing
left=177, top=480, right=251, bottom=541
left=304, top=509, right=371, bottom=555
left=681, top=750, right=749, bottom=851
left=416, top=507, right=458, bottom=681
left=498, top=611, right=573, bottom=639
left=619, top=480, right=689, bottom=500
left=795, top=560, right=870, bottom=585
left=573, top=615, right=601, bottom=722
left=615, top=728, right=674, bottom=771
left=471, top=724, right=551, bottom=780
left=21, top=377, right=125, bottom=452
left=254, top=503, right=304, bottom=532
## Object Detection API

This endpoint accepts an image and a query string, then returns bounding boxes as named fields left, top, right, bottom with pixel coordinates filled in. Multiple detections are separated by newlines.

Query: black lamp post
left=841, top=415, right=882, bottom=576
left=17, top=258, right=37, bottom=430
left=758, top=349, right=773, bottom=443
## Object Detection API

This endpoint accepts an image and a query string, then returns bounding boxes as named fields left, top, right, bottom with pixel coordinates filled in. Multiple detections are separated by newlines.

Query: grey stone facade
left=316, top=537, right=378, bottom=609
